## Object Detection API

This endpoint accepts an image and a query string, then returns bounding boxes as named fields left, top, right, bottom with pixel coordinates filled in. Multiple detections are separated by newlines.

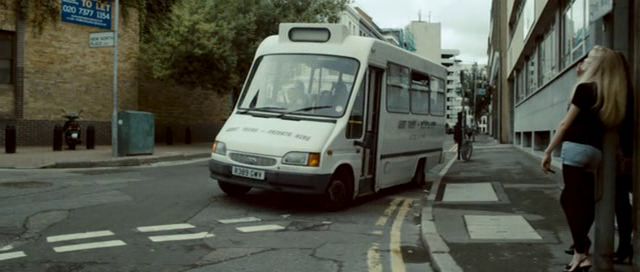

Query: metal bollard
left=53, top=125, right=62, bottom=151
left=165, top=127, right=173, bottom=145
left=185, top=127, right=192, bottom=145
left=5, top=125, right=16, bottom=154
left=86, top=125, right=95, bottom=150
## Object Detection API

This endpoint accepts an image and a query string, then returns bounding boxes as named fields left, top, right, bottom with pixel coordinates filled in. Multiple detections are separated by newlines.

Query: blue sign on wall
left=61, top=0, right=112, bottom=30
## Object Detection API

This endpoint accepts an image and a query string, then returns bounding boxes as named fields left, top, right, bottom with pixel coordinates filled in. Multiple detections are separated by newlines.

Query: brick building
left=0, top=1, right=230, bottom=147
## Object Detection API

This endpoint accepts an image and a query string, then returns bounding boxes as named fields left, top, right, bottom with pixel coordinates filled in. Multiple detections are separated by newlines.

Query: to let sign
left=61, top=0, right=112, bottom=30
left=89, top=32, right=114, bottom=48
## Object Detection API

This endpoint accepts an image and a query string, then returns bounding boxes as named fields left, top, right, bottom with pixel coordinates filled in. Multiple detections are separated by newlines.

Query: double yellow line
left=368, top=198, right=414, bottom=272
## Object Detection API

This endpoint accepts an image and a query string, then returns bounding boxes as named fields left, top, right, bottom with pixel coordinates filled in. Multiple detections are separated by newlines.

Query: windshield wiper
left=277, top=106, right=333, bottom=118
left=238, top=106, right=285, bottom=114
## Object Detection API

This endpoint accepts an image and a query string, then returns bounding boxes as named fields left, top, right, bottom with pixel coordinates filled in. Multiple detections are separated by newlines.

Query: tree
left=140, top=0, right=349, bottom=93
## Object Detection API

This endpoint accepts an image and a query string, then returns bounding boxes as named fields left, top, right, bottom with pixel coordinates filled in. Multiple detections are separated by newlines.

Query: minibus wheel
left=218, top=181, right=251, bottom=196
left=323, top=174, right=353, bottom=211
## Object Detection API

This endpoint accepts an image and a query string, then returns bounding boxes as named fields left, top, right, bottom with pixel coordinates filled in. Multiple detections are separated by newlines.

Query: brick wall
left=22, top=8, right=139, bottom=122
left=0, top=1, right=16, bottom=31
left=139, top=78, right=232, bottom=143
left=0, top=119, right=110, bottom=147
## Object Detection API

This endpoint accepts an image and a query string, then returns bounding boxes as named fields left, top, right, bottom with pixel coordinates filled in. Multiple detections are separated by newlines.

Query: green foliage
left=140, top=0, right=349, bottom=93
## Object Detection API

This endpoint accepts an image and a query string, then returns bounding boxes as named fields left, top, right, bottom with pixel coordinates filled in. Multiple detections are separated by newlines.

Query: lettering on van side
left=226, top=127, right=311, bottom=141
left=397, top=120, right=438, bottom=130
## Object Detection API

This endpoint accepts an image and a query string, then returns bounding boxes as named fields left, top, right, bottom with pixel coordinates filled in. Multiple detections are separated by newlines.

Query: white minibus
left=210, top=23, right=447, bottom=210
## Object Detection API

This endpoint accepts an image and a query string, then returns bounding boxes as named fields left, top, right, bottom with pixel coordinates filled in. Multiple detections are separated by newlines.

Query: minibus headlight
left=282, top=152, right=321, bottom=167
left=212, top=141, right=227, bottom=156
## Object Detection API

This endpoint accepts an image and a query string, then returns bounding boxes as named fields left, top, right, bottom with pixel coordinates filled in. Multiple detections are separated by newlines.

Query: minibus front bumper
left=209, top=160, right=332, bottom=194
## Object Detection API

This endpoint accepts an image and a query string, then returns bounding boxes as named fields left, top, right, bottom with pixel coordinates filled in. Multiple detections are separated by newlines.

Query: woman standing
left=541, top=46, right=629, bottom=272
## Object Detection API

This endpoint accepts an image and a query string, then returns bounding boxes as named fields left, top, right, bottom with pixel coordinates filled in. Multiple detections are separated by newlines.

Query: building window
left=526, top=51, right=538, bottom=95
left=386, top=63, right=410, bottom=113
left=563, top=0, right=591, bottom=67
left=515, top=69, right=525, bottom=103
left=538, top=24, right=558, bottom=85
left=0, top=31, right=15, bottom=84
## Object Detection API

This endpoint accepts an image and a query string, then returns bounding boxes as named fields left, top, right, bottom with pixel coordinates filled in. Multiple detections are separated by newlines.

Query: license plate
left=232, top=166, right=265, bottom=180
left=71, top=133, right=79, bottom=139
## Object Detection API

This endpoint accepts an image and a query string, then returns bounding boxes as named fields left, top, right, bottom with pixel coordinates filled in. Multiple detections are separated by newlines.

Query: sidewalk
left=422, top=135, right=631, bottom=272
left=0, top=143, right=211, bottom=169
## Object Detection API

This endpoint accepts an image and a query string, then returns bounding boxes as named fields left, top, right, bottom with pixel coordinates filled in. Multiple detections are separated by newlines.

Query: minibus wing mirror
left=354, top=132, right=374, bottom=148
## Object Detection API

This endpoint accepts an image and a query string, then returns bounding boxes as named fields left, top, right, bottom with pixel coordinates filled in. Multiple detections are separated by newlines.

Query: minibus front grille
left=229, top=153, right=277, bottom=167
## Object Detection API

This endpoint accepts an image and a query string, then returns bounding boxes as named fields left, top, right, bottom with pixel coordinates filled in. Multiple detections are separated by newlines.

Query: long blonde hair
left=573, top=46, right=628, bottom=127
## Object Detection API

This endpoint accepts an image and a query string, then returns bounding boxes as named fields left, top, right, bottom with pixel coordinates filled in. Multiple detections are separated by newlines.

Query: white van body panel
left=210, top=23, right=447, bottom=199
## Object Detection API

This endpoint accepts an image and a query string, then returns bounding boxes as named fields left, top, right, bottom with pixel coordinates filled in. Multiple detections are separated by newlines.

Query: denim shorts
left=561, top=141, right=602, bottom=172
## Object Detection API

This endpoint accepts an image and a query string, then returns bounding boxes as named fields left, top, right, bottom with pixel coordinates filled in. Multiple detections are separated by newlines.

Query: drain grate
left=0, top=181, right=52, bottom=189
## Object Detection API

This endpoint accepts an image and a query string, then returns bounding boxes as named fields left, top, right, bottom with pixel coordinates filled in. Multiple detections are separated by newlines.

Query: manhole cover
left=0, top=181, right=52, bottom=189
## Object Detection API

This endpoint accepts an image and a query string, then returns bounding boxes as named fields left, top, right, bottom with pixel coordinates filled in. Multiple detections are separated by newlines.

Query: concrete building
left=353, top=7, right=385, bottom=40
left=339, top=5, right=360, bottom=36
left=487, top=0, right=639, bottom=154
left=381, top=28, right=417, bottom=52
left=441, top=49, right=464, bottom=131
left=486, top=0, right=510, bottom=142
left=406, top=21, right=442, bottom=63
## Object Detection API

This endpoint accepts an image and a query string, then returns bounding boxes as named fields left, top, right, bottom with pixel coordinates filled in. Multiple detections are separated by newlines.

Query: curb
left=37, top=152, right=210, bottom=169
left=420, top=152, right=463, bottom=272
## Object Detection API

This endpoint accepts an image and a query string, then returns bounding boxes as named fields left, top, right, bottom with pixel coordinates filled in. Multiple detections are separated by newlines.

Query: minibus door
left=357, top=67, right=382, bottom=195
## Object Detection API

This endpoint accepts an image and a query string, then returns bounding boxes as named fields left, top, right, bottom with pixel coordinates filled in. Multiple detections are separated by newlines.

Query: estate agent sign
left=61, top=0, right=113, bottom=30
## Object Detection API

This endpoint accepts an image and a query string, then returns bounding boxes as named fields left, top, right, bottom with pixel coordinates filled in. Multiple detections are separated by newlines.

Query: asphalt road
left=0, top=159, right=433, bottom=272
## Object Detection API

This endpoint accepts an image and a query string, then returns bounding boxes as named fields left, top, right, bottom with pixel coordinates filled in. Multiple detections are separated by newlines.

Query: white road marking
left=0, top=245, right=13, bottom=252
left=370, top=230, right=383, bottom=236
left=46, top=230, right=115, bottom=243
left=465, top=215, right=542, bottom=240
left=218, top=217, right=262, bottom=224
left=53, top=240, right=126, bottom=253
left=375, top=198, right=402, bottom=226
left=438, top=154, right=457, bottom=177
left=367, top=243, right=382, bottom=272
left=137, top=223, right=195, bottom=233
left=390, top=199, right=413, bottom=272
left=148, top=232, right=214, bottom=242
left=236, top=224, right=285, bottom=233
left=0, top=251, right=26, bottom=261
left=442, top=183, right=499, bottom=202
left=448, top=145, right=458, bottom=152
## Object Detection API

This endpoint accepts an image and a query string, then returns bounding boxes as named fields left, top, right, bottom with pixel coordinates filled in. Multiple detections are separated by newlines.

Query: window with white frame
left=563, top=0, right=591, bottom=67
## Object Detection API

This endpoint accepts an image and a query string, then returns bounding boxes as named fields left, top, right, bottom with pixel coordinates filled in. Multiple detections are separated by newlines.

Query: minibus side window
left=429, top=77, right=446, bottom=116
left=386, top=63, right=410, bottom=113
left=346, top=82, right=365, bottom=139
left=410, top=72, right=430, bottom=115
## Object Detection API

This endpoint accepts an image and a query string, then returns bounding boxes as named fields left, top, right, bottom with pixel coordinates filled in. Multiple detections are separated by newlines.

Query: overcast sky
left=352, top=0, right=491, bottom=65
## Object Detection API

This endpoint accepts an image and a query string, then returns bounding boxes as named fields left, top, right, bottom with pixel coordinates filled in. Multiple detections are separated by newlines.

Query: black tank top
left=563, top=83, right=604, bottom=150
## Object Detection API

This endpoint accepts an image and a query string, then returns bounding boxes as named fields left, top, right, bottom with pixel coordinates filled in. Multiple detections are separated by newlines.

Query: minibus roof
left=254, top=23, right=447, bottom=79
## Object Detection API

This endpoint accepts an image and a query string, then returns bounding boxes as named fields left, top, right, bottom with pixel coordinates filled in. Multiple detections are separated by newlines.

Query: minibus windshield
left=238, top=54, right=359, bottom=118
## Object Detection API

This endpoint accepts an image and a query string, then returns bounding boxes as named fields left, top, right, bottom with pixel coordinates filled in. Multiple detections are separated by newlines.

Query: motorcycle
left=61, top=109, right=83, bottom=150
